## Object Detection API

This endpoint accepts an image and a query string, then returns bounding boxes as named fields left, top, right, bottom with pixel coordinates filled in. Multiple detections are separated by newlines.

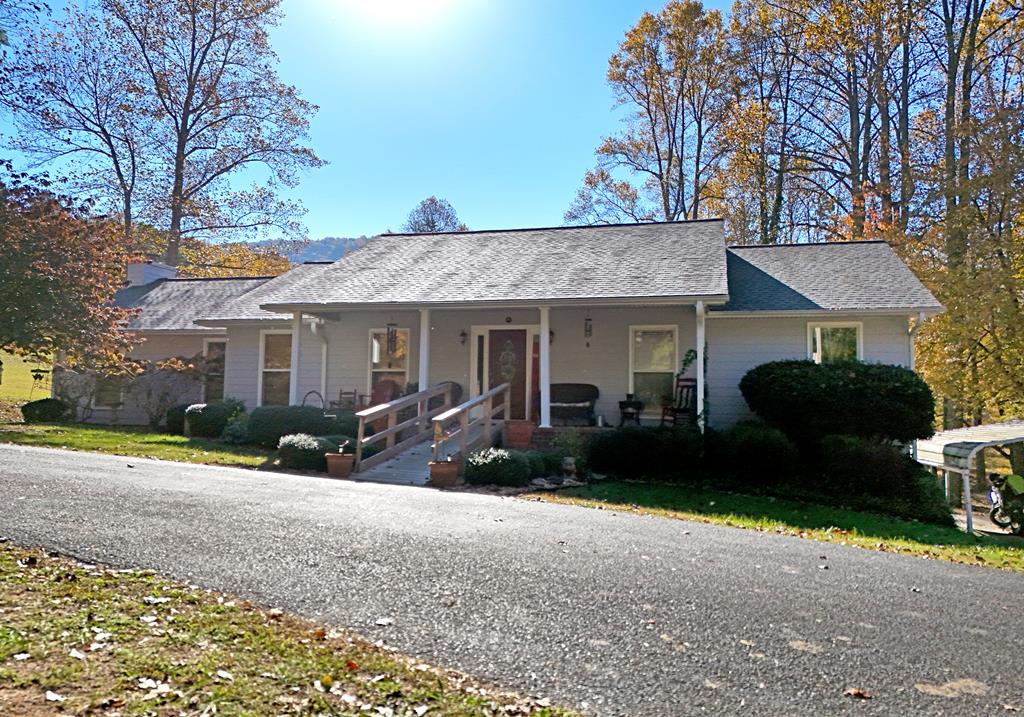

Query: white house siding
left=423, top=305, right=697, bottom=424
left=222, top=322, right=325, bottom=409
left=86, top=332, right=211, bottom=425
left=705, top=313, right=912, bottom=428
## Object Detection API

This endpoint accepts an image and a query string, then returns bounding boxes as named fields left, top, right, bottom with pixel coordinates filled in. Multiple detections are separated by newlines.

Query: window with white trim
left=368, top=328, right=409, bottom=398
left=204, top=340, right=226, bottom=403
left=629, top=326, right=677, bottom=412
left=808, top=322, right=862, bottom=364
left=260, top=332, right=292, bottom=406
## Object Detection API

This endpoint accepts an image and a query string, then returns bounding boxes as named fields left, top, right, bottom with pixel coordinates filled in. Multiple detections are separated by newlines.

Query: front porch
left=287, top=302, right=707, bottom=430
left=281, top=302, right=708, bottom=481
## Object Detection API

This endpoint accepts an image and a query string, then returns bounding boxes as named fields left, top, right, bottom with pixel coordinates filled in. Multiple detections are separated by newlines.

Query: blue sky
left=269, top=0, right=727, bottom=238
left=7, top=0, right=731, bottom=239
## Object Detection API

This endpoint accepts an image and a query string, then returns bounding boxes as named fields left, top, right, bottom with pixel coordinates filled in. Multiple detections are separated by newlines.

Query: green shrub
left=332, top=411, right=359, bottom=437
left=185, top=402, right=241, bottom=438
left=523, top=450, right=551, bottom=478
left=20, top=398, right=71, bottom=423
left=278, top=433, right=340, bottom=471
left=165, top=403, right=191, bottom=434
left=739, top=360, right=934, bottom=445
left=221, top=414, right=251, bottom=445
left=818, top=435, right=953, bottom=525
left=717, top=421, right=800, bottom=489
left=464, top=447, right=532, bottom=486
left=550, top=430, right=589, bottom=477
left=586, top=426, right=703, bottom=482
left=248, top=406, right=340, bottom=448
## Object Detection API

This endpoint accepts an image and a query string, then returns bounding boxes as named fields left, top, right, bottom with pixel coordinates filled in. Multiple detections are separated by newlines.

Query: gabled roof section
left=115, top=276, right=272, bottom=332
left=259, top=220, right=729, bottom=309
left=717, top=241, right=942, bottom=313
left=195, top=262, right=334, bottom=322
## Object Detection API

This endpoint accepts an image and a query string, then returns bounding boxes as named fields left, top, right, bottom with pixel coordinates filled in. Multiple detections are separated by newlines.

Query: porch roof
left=715, top=242, right=942, bottom=314
left=258, top=220, right=729, bottom=311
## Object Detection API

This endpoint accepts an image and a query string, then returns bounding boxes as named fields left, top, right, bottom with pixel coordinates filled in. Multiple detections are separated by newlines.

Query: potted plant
left=325, top=440, right=356, bottom=478
left=429, top=456, right=460, bottom=487
left=505, top=420, right=535, bottom=449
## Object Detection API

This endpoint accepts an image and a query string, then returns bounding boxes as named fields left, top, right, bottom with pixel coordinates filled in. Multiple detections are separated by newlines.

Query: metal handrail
left=432, top=383, right=511, bottom=467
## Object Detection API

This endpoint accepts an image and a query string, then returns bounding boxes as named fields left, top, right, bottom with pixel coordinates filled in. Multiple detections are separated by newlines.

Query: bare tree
left=401, top=196, right=468, bottom=233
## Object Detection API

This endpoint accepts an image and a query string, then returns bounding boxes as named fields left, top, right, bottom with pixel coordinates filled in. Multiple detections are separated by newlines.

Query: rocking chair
left=660, top=377, right=697, bottom=427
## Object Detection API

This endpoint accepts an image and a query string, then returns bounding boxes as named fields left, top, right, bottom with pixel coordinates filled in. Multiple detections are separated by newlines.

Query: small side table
left=618, top=400, right=644, bottom=426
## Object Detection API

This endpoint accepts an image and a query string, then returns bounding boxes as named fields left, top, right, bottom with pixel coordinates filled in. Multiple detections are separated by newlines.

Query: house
left=186, top=219, right=941, bottom=435
left=79, top=262, right=272, bottom=424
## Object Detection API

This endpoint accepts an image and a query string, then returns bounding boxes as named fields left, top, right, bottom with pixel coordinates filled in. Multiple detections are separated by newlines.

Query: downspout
left=310, top=319, right=328, bottom=402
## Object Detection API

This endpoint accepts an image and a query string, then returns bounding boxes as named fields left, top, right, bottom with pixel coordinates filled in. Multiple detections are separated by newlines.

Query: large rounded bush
left=20, top=398, right=71, bottom=423
left=464, top=448, right=531, bottom=486
left=739, top=360, right=934, bottom=444
left=586, top=426, right=703, bottom=482
left=278, top=433, right=339, bottom=471
left=248, top=406, right=341, bottom=448
left=185, top=403, right=234, bottom=438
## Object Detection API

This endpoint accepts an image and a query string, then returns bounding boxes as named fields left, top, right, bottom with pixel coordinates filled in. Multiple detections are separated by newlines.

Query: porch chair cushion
left=548, top=383, right=599, bottom=426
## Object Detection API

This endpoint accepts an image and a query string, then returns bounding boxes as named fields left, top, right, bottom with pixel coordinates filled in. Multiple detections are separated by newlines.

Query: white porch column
left=418, top=309, right=431, bottom=390
left=289, top=312, right=302, bottom=405
left=539, top=305, right=551, bottom=428
left=695, top=301, right=706, bottom=431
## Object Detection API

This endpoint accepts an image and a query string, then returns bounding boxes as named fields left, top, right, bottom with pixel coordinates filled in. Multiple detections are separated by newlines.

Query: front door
left=487, top=329, right=528, bottom=419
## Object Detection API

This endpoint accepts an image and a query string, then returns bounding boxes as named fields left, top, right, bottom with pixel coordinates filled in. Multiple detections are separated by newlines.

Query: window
left=368, top=328, right=409, bottom=398
left=259, top=331, right=292, bottom=406
left=808, top=322, right=862, bottom=364
left=93, top=376, right=125, bottom=408
left=629, top=326, right=677, bottom=412
left=204, top=340, right=226, bottom=403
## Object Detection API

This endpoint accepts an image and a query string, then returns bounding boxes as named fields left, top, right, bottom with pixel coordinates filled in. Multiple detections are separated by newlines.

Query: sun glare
left=338, top=0, right=454, bottom=28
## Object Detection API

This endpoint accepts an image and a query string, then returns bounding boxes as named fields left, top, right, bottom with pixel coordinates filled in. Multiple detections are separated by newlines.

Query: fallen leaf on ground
left=844, top=687, right=872, bottom=700
left=788, top=640, right=823, bottom=654
left=375, top=617, right=394, bottom=626
left=346, top=659, right=359, bottom=672
left=914, top=678, right=989, bottom=698
left=69, top=648, right=86, bottom=660
left=216, top=669, right=233, bottom=681
left=13, top=652, right=30, bottom=661
left=45, top=691, right=65, bottom=702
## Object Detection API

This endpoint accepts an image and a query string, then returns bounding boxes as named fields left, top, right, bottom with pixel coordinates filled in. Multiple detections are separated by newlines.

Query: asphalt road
left=2, top=444, right=1022, bottom=716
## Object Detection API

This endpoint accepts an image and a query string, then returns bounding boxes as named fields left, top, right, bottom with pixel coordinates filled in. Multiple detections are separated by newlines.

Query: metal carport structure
left=916, top=420, right=1024, bottom=532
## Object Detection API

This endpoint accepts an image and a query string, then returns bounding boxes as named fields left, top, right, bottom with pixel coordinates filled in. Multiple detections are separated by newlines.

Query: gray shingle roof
left=195, top=262, right=334, bottom=322
left=259, top=220, right=729, bottom=309
left=718, top=242, right=942, bottom=313
left=115, top=277, right=271, bottom=331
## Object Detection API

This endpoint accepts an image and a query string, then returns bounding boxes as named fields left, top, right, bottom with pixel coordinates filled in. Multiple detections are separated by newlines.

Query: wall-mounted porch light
left=459, top=329, right=468, bottom=346
left=584, top=316, right=593, bottom=347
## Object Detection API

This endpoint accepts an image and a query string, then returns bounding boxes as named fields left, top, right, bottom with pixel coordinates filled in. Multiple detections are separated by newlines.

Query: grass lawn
left=0, top=544, right=572, bottom=716
left=0, top=423, right=273, bottom=469
left=0, top=351, right=51, bottom=422
left=529, top=481, right=1024, bottom=573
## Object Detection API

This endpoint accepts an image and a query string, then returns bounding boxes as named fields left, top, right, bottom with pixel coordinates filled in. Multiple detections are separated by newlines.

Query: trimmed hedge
left=221, top=414, right=251, bottom=445
left=740, top=360, right=934, bottom=444
left=20, top=398, right=71, bottom=423
left=819, top=435, right=953, bottom=525
left=248, top=406, right=342, bottom=448
left=586, top=426, right=703, bottom=482
left=185, top=403, right=237, bottom=438
left=464, top=448, right=532, bottom=487
left=165, top=403, right=191, bottom=434
left=278, top=433, right=340, bottom=471
left=715, top=421, right=800, bottom=489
